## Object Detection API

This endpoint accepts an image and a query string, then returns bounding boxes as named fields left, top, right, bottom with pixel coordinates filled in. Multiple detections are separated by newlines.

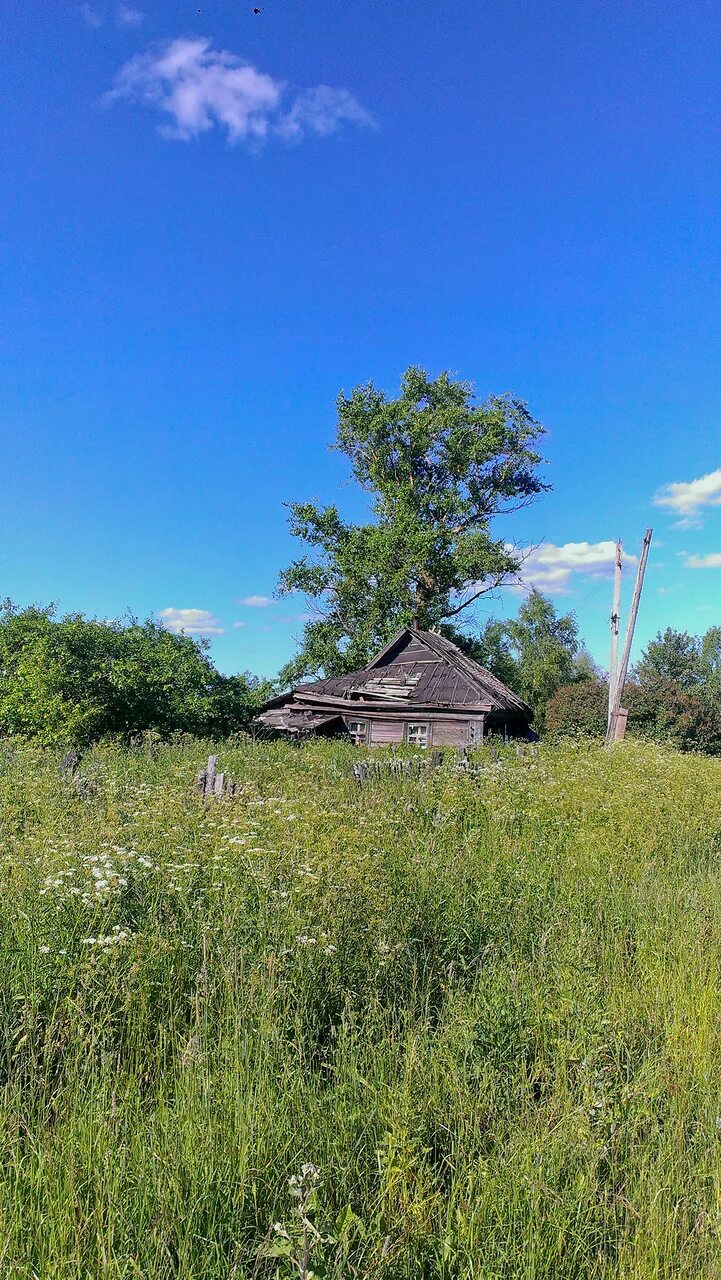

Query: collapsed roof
left=258, top=626, right=531, bottom=731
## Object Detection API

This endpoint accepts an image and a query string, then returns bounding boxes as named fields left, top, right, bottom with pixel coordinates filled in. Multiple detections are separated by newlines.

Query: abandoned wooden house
left=257, top=626, right=532, bottom=747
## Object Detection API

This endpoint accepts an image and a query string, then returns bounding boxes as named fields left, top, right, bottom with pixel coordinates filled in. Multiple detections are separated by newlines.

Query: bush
left=544, top=677, right=721, bottom=755
left=0, top=602, right=270, bottom=747
left=544, top=680, right=607, bottom=736
left=628, top=676, right=721, bottom=755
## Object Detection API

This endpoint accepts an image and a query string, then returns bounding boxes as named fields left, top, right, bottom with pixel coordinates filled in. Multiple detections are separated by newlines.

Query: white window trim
left=406, top=722, right=429, bottom=749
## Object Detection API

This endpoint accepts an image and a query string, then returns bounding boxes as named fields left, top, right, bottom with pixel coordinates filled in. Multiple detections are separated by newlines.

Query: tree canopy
left=700, top=626, right=721, bottom=694
left=278, top=367, right=547, bottom=683
left=0, top=602, right=269, bottom=747
left=540, top=624, right=721, bottom=753
left=634, top=627, right=704, bottom=690
left=503, top=589, right=580, bottom=723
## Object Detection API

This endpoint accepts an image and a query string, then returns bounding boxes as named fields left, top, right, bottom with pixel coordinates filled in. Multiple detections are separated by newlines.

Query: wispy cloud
left=106, top=37, right=375, bottom=145
left=509, top=540, right=636, bottom=594
left=82, top=4, right=103, bottom=27
left=653, top=467, right=721, bottom=528
left=158, top=607, right=224, bottom=635
left=275, top=611, right=313, bottom=624
left=684, top=552, right=721, bottom=569
left=237, top=594, right=273, bottom=607
left=117, top=4, right=144, bottom=25
left=233, top=607, right=310, bottom=625
left=276, top=85, right=374, bottom=139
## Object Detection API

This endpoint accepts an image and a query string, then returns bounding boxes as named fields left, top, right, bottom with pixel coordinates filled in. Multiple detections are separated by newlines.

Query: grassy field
left=2, top=737, right=721, bottom=1278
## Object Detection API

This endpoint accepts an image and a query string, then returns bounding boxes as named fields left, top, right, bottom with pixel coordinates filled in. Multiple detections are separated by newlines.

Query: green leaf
left=261, top=1238, right=294, bottom=1258
left=334, top=1203, right=363, bottom=1241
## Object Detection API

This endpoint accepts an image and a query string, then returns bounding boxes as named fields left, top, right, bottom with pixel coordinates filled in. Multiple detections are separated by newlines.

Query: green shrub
left=544, top=679, right=607, bottom=735
left=628, top=676, right=721, bottom=755
left=0, top=602, right=269, bottom=747
left=545, top=677, right=721, bottom=756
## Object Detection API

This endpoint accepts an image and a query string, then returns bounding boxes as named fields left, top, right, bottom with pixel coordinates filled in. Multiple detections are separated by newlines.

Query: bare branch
left=441, top=576, right=507, bottom=620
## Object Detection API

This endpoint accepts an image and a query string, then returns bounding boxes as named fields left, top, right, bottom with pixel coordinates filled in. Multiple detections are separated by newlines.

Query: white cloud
left=684, top=552, right=721, bottom=569
left=117, top=4, right=144, bottom=25
left=277, top=85, right=375, bottom=139
left=106, top=37, right=374, bottom=145
left=158, top=607, right=224, bottom=635
left=653, top=467, right=721, bottom=527
left=237, top=594, right=273, bottom=607
left=509, top=540, right=637, bottom=593
left=232, top=621, right=248, bottom=628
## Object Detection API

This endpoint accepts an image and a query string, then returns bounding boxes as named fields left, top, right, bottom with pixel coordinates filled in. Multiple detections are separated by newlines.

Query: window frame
left=347, top=719, right=369, bottom=746
left=406, top=721, right=429, bottom=749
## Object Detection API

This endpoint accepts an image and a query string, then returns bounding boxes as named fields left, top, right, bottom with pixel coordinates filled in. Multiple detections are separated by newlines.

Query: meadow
left=2, top=737, right=721, bottom=1279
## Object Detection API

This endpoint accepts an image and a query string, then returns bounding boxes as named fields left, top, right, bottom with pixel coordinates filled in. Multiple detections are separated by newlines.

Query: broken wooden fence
left=351, top=742, right=538, bottom=787
left=196, top=755, right=242, bottom=799
left=351, top=751, right=444, bottom=787
left=60, top=749, right=99, bottom=801
left=195, top=743, right=540, bottom=799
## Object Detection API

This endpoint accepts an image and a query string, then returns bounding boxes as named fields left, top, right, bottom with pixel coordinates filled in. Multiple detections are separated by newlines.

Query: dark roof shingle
left=272, top=627, right=530, bottom=715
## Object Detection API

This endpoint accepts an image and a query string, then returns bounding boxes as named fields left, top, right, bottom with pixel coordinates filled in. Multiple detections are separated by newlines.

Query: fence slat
left=205, top=756, right=217, bottom=797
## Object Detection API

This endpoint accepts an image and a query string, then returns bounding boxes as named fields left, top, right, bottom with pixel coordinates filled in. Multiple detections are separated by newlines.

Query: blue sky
left=2, top=0, right=720, bottom=678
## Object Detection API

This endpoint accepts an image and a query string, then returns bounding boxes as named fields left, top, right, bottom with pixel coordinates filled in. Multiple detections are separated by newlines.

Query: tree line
left=456, top=596, right=721, bottom=754
left=544, top=624, right=721, bottom=754
left=2, top=366, right=717, bottom=751
left=3, top=597, right=718, bottom=754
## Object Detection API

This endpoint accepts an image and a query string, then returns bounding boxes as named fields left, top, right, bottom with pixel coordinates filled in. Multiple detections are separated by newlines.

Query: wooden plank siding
left=368, top=719, right=405, bottom=746
left=343, top=713, right=485, bottom=748
left=429, top=718, right=471, bottom=747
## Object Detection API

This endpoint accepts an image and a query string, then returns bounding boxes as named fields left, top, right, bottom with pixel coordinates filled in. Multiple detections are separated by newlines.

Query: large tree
left=278, top=367, right=547, bottom=682
left=504, top=589, right=579, bottom=724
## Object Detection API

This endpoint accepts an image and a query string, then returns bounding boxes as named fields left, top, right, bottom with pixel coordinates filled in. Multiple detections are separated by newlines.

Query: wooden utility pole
left=607, top=539, right=623, bottom=731
left=606, top=528, right=653, bottom=745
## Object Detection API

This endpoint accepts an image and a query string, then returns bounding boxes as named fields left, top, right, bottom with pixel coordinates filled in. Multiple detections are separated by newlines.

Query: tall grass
left=1, top=737, right=721, bottom=1277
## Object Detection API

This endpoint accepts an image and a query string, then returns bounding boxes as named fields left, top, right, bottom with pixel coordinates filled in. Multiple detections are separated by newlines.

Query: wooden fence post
left=205, top=756, right=217, bottom=797
left=195, top=755, right=238, bottom=799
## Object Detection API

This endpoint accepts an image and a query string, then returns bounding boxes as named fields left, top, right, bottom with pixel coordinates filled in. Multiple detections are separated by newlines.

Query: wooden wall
left=430, top=719, right=472, bottom=746
left=345, top=714, right=486, bottom=748
left=369, top=719, right=405, bottom=746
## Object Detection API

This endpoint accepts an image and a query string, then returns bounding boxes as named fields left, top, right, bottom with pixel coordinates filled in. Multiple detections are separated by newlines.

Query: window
left=347, top=720, right=368, bottom=746
left=406, top=722, right=429, bottom=749
left=468, top=720, right=484, bottom=745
